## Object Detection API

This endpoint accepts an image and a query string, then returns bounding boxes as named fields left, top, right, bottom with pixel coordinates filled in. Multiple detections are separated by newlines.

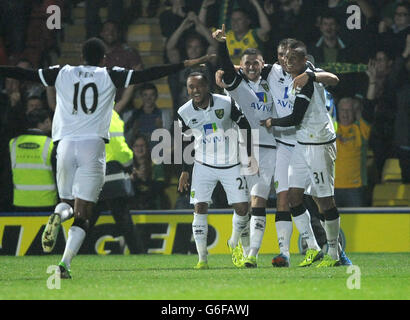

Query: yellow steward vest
left=9, top=134, right=57, bottom=207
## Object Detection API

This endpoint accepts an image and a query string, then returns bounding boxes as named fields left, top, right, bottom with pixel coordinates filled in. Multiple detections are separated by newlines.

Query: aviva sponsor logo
left=250, top=102, right=272, bottom=112
left=203, top=123, right=217, bottom=135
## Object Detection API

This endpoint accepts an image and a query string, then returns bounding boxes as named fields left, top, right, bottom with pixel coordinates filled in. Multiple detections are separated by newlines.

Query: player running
left=261, top=40, right=344, bottom=267
left=0, top=37, right=211, bottom=278
left=177, top=72, right=255, bottom=269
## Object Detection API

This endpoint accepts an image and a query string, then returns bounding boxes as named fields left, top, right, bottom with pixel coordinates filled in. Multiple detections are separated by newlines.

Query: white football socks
left=61, top=226, right=86, bottom=269
left=192, top=213, right=208, bottom=262
left=240, top=213, right=251, bottom=257
left=324, top=217, right=340, bottom=260
left=275, top=220, right=293, bottom=258
left=292, top=210, right=321, bottom=251
left=249, top=214, right=266, bottom=257
left=229, top=211, right=249, bottom=248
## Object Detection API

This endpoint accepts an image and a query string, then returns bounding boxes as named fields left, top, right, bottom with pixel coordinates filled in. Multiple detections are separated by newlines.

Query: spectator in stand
left=86, top=0, right=125, bottom=39
left=25, top=94, right=47, bottom=115
left=159, top=0, right=203, bottom=42
left=0, top=1, right=30, bottom=61
left=378, top=2, right=410, bottom=58
left=210, top=0, right=271, bottom=65
left=308, top=10, right=370, bottom=99
left=335, top=97, right=373, bottom=207
left=393, top=34, right=410, bottom=183
left=124, top=83, right=163, bottom=148
left=263, top=0, right=318, bottom=62
left=129, top=134, right=168, bottom=210
left=100, top=20, right=144, bottom=117
left=199, top=0, right=266, bottom=31
left=166, top=12, right=218, bottom=113
left=365, top=48, right=402, bottom=181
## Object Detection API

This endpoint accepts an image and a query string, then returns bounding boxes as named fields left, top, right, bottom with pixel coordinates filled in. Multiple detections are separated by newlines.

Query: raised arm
left=212, top=25, right=238, bottom=86
left=165, top=16, right=194, bottom=64
left=198, top=0, right=215, bottom=25
left=250, top=0, right=271, bottom=41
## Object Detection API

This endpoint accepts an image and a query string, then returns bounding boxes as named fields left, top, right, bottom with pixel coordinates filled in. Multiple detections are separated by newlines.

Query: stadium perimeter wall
left=0, top=208, right=409, bottom=256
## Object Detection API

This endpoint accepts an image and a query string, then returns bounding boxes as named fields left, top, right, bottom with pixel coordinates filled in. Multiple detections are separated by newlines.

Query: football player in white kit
left=212, top=25, right=277, bottom=268
left=0, top=38, right=211, bottom=278
left=261, top=40, right=343, bottom=267
left=177, top=72, right=254, bottom=269
left=265, top=39, right=340, bottom=267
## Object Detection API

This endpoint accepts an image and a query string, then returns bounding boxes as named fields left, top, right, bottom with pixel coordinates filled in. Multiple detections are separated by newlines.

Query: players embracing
left=212, top=25, right=350, bottom=268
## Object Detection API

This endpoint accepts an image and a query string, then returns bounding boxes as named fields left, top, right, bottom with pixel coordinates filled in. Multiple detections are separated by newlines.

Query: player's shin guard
left=323, top=207, right=340, bottom=260
left=249, top=208, right=266, bottom=257
left=290, top=204, right=321, bottom=251
left=275, top=211, right=293, bottom=258
left=192, top=213, right=208, bottom=262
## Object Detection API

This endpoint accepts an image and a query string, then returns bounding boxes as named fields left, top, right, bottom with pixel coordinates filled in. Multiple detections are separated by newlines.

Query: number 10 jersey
left=39, top=64, right=133, bottom=143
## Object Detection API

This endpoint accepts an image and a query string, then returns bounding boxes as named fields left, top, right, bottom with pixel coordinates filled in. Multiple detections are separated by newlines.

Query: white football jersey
left=38, top=65, right=133, bottom=142
left=266, top=63, right=297, bottom=145
left=177, top=94, right=245, bottom=167
left=288, top=67, right=336, bottom=144
left=224, top=70, right=277, bottom=147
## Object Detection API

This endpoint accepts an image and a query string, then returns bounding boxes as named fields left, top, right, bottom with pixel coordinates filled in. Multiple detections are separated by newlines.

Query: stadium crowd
left=0, top=0, right=409, bottom=213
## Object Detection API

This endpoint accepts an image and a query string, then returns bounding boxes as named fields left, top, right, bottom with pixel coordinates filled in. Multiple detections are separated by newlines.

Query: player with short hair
left=261, top=40, right=343, bottom=267
left=177, top=72, right=254, bottom=269
left=212, top=25, right=277, bottom=268
left=0, top=37, right=210, bottom=278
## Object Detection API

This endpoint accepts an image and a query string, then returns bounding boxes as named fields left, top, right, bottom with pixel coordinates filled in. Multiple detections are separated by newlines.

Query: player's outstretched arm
left=0, top=66, right=41, bottom=83
left=127, top=54, right=215, bottom=86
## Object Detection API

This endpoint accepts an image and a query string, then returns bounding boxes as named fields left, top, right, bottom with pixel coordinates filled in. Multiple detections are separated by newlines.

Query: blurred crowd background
left=0, top=0, right=409, bottom=213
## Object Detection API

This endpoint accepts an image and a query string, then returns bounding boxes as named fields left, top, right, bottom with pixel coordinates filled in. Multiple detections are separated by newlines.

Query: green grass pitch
left=0, top=253, right=409, bottom=300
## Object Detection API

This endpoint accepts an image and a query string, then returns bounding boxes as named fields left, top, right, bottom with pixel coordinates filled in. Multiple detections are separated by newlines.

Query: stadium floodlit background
left=0, top=0, right=409, bottom=300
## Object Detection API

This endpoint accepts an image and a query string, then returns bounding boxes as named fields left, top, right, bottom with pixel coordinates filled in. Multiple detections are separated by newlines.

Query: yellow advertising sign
left=0, top=210, right=409, bottom=256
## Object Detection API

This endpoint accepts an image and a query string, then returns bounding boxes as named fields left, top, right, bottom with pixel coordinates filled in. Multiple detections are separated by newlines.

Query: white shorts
left=288, top=142, right=336, bottom=198
left=245, top=147, right=276, bottom=199
left=56, top=138, right=106, bottom=203
left=274, top=142, right=294, bottom=194
left=190, top=162, right=249, bottom=205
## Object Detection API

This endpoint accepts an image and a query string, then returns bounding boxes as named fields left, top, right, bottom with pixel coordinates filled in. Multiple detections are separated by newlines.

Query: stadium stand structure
left=381, top=158, right=402, bottom=183
left=372, top=158, right=409, bottom=207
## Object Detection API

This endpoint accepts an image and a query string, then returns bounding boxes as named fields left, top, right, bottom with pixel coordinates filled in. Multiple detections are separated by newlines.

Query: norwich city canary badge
left=215, top=109, right=224, bottom=119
